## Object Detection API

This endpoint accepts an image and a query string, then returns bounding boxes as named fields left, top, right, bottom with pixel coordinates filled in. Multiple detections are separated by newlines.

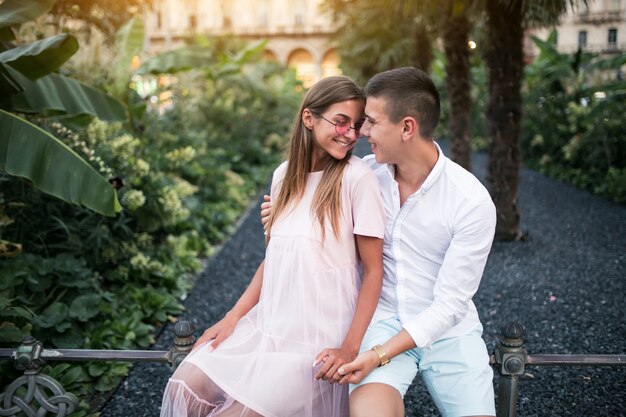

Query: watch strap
left=371, top=344, right=390, bottom=366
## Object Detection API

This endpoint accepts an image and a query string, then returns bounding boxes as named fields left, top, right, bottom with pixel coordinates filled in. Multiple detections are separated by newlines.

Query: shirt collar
left=422, top=141, right=445, bottom=193
left=385, top=141, right=446, bottom=192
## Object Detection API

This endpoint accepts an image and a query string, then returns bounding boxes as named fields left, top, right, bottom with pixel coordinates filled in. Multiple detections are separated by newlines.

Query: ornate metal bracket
left=0, top=371, right=79, bottom=417
left=0, top=336, right=78, bottom=417
left=0, top=320, right=195, bottom=417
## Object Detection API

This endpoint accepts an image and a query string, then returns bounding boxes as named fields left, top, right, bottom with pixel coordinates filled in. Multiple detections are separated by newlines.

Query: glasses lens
left=335, top=121, right=350, bottom=135
left=355, top=120, right=364, bottom=136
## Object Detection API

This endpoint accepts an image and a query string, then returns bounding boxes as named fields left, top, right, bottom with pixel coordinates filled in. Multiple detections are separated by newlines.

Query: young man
left=337, top=67, right=496, bottom=417
left=263, top=67, right=496, bottom=417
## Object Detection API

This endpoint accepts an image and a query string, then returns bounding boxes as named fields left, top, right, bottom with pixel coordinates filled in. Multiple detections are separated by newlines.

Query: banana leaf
left=0, top=109, right=121, bottom=217
left=135, top=46, right=215, bottom=75
left=210, top=40, right=267, bottom=79
left=7, top=66, right=126, bottom=121
left=0, top=0, right=56, bottom=29
left=52, top=114, right=99, bottom=131
left=0, top=61, right=21, bottom=94
left=0, top=27, right=15, bottom=42
left=587, top=53, right=626, bottom=72
left=0, top=33, right=79, bottom=80
left=135, top=40, right=266, bottom=78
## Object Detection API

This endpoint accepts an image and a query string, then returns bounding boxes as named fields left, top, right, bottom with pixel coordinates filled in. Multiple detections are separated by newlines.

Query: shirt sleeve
left=351, top=168, right=386, bottom=239
left=402, top=196, right=496, bottom=348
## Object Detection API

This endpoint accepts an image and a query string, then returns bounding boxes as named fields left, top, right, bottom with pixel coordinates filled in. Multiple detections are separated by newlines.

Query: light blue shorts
left=350, top=318, right=495, bottom=417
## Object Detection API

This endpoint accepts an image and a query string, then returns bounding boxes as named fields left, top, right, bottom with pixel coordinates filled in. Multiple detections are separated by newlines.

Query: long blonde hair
left=266, top=76, right=364, bottom=242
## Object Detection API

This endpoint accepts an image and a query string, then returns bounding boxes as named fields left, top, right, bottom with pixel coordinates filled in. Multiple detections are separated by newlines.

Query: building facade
left=528, top=0, right=625, bottom=57
left=144, top=0, right=340, bottom=87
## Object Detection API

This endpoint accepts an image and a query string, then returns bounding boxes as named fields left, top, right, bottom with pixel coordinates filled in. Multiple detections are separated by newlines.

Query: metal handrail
left=0, top=348, right=172, bottom=362
left=1, top=320, right=624, bottom=417
left=527, top=354, right=625, bottom=366
left=491, top=322, right=626, bottom=417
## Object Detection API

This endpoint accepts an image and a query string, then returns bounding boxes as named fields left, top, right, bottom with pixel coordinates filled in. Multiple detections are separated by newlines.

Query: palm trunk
left=484, top=0, right=524, bottom=241
left=413, top=24, right=433, bottom=73
left=442, top=11, right=472, bottom=171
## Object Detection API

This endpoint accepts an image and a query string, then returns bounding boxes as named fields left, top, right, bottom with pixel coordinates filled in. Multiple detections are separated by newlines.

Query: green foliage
left=521, top=31, right=626, bottom=203
left=0, top=110, right=122, bottom=217
left=50, top=0, right=153, bottom=38
left=326, top=0, right=423, bottom=84
left=1, top=16, right=301, bottom=416
left=0, top=33, right=78, bottom=80
left=0, top=0, right=123, bottom=216
left=0, top=0, right=56, bottom=41
left=111, top=17, right=144, bottom=98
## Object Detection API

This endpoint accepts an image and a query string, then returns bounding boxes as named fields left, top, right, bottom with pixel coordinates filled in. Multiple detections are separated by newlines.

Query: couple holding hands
left=160, top=67, right=496, bottom=417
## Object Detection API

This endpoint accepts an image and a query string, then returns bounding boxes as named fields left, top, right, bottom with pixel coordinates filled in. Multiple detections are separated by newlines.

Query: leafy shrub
left=521, top=32, right=626, bottom=203
left=0, top=40, right=301, bottom=416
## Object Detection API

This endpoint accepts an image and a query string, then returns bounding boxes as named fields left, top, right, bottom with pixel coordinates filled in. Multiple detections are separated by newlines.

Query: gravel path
left=101, top=140, right=625, bottom=417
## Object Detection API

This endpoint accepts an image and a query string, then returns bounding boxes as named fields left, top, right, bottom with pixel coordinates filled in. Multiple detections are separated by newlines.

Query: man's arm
left=402, top=198, right=496, bottom=348
left=337, top=329, right=415, bottom=384
left=338, top=197, right=496, bottom=383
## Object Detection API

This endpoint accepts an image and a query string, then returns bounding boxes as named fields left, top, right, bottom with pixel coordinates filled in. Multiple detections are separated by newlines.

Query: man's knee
left=349, top=383, right=404, bottom=417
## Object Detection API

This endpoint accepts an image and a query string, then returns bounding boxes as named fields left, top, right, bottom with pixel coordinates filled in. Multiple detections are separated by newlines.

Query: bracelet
left=371, top=344, right=390, bottom=367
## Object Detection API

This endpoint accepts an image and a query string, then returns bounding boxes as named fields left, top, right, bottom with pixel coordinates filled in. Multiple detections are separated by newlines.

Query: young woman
left=160, top=76, right=385, bottom=417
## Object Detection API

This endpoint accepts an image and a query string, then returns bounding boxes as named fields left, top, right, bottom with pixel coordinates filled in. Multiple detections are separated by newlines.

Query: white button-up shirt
left=364, top=142, right=496, bottom=348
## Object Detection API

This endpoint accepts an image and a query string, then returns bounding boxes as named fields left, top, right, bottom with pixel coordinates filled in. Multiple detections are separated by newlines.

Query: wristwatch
left=371, top=344, right=390, bottom=366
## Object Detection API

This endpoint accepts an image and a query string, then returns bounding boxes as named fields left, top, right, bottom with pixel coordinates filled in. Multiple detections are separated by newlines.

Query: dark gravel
left=101, top=140, right=625, bottom=417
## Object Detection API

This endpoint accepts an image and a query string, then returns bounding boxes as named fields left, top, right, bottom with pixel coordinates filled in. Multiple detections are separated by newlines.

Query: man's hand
left=313, top=347, right=358, bottom=384
left=192, top=311, right=239, bottom=351
left=336, top=350, right=381, bottom=384
left=261, top=194, right=272, bottom=230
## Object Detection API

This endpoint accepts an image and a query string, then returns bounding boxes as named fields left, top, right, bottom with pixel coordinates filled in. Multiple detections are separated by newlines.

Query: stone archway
left=262, top=49, right=278, bottom=61
left=287, top=48, right=317, bottom=88
left=322, top=49, right=342, bottom=78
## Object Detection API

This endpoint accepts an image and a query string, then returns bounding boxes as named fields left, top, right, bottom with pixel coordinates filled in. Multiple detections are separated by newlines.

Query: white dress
left=161, top=156, right=385, bottom=417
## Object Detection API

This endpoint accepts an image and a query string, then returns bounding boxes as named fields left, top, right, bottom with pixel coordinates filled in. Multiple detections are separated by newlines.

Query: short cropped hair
left=365, top=67, right=440, bottom=138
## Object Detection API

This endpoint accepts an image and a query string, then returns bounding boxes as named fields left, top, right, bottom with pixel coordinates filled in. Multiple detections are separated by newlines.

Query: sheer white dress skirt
left=160, top=231, right=358, bottom=417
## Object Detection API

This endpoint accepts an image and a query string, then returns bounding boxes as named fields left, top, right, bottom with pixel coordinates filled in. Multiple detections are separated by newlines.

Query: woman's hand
left=192, top=311, right=240, bottom=351
left=336, top=350, right=381, bottom=385
left=313, top=346, right=358, bottom=383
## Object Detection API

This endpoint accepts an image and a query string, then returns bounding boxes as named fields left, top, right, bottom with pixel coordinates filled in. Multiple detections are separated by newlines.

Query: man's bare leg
left=350, top=383, right=404, bottom=417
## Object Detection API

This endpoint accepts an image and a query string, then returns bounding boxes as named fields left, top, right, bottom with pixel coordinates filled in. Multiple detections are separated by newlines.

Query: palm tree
left=483, top=0, right=581, bottom=240
left=325, top=0, right=434, bottom=84
left=440, top=0, right=475, bottom=171
left=327, top=0, right=476, bottom=169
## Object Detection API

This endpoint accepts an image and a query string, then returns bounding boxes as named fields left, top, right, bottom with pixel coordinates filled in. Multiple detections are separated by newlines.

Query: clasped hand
left=314, top=345, right=382, bottom=385
left=329, top=350, right=382, bottom=385
left=313, top=347, right=358, bottom=384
